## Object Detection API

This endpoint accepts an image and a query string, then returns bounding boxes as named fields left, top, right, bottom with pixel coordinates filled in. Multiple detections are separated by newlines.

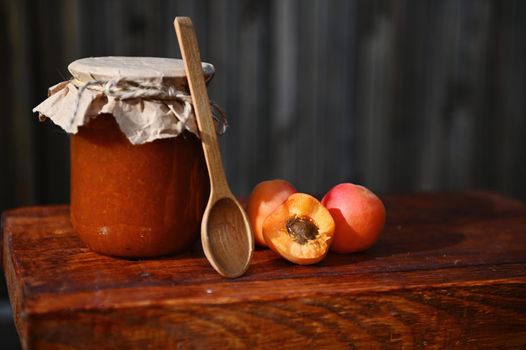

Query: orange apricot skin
left=263, top=193, right=335, bottom=265
left=321, top=183, right=385, bottom=253
left=247, top=179, right=297, bottom=247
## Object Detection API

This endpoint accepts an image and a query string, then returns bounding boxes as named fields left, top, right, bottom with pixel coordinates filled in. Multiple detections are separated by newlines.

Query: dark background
left=1, top=0, right=525, bottom=347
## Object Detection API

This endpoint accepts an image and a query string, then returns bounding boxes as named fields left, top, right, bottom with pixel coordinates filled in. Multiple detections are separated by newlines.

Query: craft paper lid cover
left=68, top=56, right=215, bottom=85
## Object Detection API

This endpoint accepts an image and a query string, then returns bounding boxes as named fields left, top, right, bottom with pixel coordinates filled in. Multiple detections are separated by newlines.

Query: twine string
left=70, top=78, right=227, bottom=134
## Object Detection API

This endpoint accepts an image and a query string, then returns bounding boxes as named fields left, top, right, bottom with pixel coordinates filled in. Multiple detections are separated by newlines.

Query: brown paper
left=33, top=57, right=224, bottom=145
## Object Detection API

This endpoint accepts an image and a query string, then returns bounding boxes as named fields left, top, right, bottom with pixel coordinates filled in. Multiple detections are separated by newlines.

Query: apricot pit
left=286, top=216, right=319, bottom=244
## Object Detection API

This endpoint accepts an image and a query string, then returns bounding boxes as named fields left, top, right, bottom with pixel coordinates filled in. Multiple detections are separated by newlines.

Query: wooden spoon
left=174, top=17, right=254, bottom=278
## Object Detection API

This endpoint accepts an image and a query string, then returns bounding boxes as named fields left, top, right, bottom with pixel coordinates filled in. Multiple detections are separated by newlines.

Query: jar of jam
left=34, top=57, right=223, bottom=257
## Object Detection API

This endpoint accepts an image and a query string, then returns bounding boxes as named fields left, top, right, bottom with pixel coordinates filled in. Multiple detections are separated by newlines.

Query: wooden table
left=2, top=191, right=526, bottom=349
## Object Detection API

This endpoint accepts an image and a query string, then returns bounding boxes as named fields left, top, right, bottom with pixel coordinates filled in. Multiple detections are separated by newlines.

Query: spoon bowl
left=203, top=197, right=253, bottom=277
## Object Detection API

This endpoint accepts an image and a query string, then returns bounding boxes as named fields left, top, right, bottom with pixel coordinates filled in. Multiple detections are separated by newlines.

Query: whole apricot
left=247, top=179, right=297, bottom=247
left=321, top=183, right=385, bottom=253
left=263, top=193, right=335, bottom=264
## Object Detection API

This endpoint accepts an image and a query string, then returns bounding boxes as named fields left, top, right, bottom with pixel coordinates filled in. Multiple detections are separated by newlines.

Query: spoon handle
left=175, top=17, right=229, bottom=196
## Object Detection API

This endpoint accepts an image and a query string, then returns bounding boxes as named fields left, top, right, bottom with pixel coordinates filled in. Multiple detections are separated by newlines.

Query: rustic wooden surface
left=2, top=191, right=526, bottom=349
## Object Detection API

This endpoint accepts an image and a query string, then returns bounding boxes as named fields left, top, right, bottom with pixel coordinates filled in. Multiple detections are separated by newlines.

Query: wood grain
left=2, top=191, right=526, bottom=349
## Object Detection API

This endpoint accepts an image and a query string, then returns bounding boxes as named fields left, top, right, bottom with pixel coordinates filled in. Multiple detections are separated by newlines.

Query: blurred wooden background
left=1, top=1, right=525, bottom=346
left=1, top=0, right=526, bottom=210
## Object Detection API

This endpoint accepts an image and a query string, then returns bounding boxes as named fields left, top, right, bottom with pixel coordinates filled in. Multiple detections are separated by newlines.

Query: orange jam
left=70, top=115, right=208, bottom=257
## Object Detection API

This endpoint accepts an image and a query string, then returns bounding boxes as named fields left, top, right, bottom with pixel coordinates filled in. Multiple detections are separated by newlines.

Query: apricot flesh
left=247, top=179, right=297, bottom=247
left=322, top=183, right=385, bottom=253
left=263, top=193, right=335, bottom=265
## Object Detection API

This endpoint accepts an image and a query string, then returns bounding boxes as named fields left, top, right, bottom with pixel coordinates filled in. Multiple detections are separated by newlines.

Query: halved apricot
left=262, top=193, right=335, bottom=265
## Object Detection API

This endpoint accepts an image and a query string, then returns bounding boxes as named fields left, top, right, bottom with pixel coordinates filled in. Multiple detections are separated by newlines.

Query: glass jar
left=70, top=115, right=208, bottom=257
left=33, top=56, right=220, bottom=257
